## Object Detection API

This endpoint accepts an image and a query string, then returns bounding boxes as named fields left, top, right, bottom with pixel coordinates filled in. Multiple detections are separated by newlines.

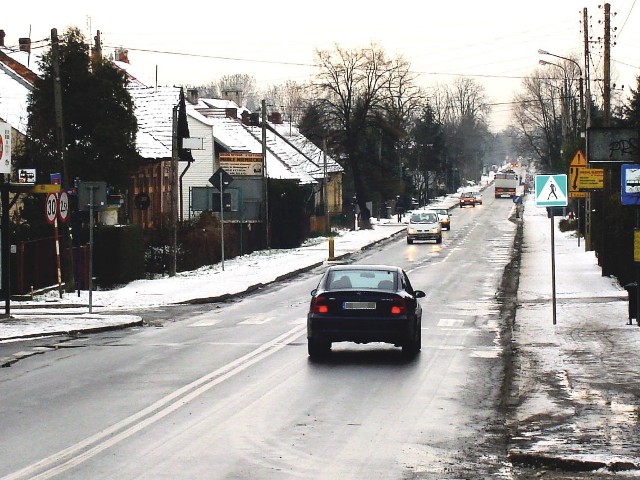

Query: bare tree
left=430, top=78, right=491, bottom=187
left=309, top=43, right=421, bottom=227
left=215, top=74, right=258, bottom=108
left=261, top=80, right=307, bottom=125
left=511, top=68, right=564, bottom=169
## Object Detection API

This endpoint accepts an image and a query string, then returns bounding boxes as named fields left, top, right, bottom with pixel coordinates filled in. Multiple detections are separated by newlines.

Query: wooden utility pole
left=583, top=8, right=593, bottom=252
left=261, top=100, right=270, bottom=248
left=170, top=105, right=178, bottom=276
left=51, top=28, right=75, bottom=293
left=603, top=2, right=611, bottom=127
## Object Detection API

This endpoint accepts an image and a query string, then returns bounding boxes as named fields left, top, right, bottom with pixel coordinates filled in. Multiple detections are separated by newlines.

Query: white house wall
left=181, top=114, right=216, bottom=222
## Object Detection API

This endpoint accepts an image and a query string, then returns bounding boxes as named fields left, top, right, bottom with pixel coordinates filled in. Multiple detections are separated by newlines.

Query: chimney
left=117, top=48, right=129, bottom=63
left=0, top=30, right=5, bottom=47
left=241, top=111, right=251, bottom=125
left=186, top=88, right=199, bottom=105
left=18, top=37, right=31, bottom=53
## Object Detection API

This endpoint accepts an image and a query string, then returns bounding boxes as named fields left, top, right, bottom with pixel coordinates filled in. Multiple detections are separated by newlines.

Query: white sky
left=3, top=1, right=638, bottom=132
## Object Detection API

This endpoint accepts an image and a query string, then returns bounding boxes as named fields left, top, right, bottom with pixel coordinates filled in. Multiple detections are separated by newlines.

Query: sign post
left=45, top=193, right=64, bottom=297
left=535, top=174, right=568, bottom=325
left=209, top=168, right=233, bottom=271
left=569, top=151, right=587, bottom=246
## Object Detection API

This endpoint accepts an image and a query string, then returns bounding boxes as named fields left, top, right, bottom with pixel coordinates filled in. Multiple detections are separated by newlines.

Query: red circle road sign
left=45, top=193, right=57, bottom=225
left=58, top=191, right=69, bottom=222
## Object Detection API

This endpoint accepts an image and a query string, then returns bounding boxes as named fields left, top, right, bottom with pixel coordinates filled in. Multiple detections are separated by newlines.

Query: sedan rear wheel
left=402, top=329, right=421, bottom=357
left=308, top=338, right=331, bottom=358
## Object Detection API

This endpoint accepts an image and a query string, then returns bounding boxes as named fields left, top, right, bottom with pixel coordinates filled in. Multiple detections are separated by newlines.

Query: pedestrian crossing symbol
left=535, top=174, right=568, bottom=207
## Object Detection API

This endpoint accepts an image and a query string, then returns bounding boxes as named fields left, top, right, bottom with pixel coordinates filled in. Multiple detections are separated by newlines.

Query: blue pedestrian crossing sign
left=535, top=174, right=568, bottom=207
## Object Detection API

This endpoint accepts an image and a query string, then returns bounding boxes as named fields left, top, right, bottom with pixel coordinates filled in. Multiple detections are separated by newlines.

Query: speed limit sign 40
left=45, top=193, right=57, bottom=225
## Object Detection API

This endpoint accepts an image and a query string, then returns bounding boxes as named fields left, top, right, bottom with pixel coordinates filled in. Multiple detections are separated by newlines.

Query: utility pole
left=51, top=28, right=75, bottom=293
left=601, top=3, right=612, bottom=276
left=323, top=138, right=330, bottom=235
left=170, top=105, right=178, bottom=276
left=583, top=8, right=593, bottom=252
left=603, top=2, right=611, bottom=127
left=261, top=100, right=270, bottom=248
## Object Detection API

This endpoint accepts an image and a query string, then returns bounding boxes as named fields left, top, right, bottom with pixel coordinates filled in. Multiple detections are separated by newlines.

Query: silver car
left=406, top=211, right=442, bottom=244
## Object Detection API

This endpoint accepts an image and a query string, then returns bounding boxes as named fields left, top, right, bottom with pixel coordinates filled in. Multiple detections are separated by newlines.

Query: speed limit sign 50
left=58, top=191, right=69, bottom=223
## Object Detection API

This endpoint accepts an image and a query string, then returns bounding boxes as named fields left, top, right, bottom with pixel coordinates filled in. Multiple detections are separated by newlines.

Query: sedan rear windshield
left=327, top=270, right=396, bottom=290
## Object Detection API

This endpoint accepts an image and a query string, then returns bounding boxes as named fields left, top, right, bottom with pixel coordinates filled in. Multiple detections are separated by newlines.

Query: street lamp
left=540, top=50, right=590, bottom=254
left=538, top=49, right=585, bottom=131
left=539, top=59, right=569, bottom=143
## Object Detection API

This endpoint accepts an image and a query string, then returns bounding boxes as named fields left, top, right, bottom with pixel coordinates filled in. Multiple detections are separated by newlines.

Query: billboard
left=587, top=127, right=639, bottom=163
left=219, top=152, right=263, bottom=176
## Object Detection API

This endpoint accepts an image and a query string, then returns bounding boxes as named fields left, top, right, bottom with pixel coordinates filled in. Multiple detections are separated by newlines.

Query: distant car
left=430, top=208, right=451, bottom=230
left=406, top=211, right=442, bottom=244
left=459, top=192, right=476, bottom=208
left=307, top=264, right=425, bottom=358
left=471, top=192, right=483, bottom=205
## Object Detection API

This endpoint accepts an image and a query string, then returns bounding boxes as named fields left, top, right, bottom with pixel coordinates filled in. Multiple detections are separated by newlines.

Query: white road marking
left=189, top=318, right=223, bottom=327
left=2, top=324, right=307, bottom=480
left=437, top=318, right=465, bottom=327
left=239, top=315, right=273, bottom=325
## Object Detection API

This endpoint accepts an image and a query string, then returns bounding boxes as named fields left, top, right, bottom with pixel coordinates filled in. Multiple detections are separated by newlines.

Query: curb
left=0, top=318, right=144, bottom=342
left=180, top=230, right=406, bottom=305
left=509, top=451, right=640, bottom=473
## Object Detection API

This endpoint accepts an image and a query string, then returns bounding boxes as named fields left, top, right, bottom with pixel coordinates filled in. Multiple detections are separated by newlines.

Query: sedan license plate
left=343, top=301, right=376, bottom=310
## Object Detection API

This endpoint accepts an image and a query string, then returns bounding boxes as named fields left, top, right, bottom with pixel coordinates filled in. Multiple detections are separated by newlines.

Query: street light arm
left=538, top=49, right=582, bottom=76
left=538, top=48, right=586, bottom=134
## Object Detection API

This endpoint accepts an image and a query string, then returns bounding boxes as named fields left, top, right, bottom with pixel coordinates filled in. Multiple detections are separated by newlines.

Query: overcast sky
left=3, top=1, right=638, bottom=132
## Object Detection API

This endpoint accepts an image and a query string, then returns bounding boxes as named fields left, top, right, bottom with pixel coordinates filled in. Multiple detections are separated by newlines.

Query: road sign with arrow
left=569, top=150, right=587, bottom=198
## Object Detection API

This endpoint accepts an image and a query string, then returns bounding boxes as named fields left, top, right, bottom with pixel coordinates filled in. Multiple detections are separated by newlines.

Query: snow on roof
left=199, top=98, right=249, bottom=117
left=270, top=122, right=343, bottom=177
left=210, top=115, right=317, bottom=183
left=244, top=124, right=318, bottom=184
left=112, top=60, right=154, bottom=88
left=128, top=86, right=181, bottom=160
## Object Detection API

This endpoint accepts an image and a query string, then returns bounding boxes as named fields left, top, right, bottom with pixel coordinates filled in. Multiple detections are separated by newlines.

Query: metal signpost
left=535, top=174, right=568, bottom=325
left=209, top=168, right=233, bottom=271
left=78, top=181, right=107, bottom=313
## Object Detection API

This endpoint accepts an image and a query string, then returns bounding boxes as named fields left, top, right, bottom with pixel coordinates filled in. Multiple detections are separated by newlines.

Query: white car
left=407, top=211, right=442, bottom=244
left=430, top=208, right=451, bottom=230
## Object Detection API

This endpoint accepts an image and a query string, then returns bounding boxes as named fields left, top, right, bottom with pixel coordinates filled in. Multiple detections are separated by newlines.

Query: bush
left=558, top=218, right=578, bottom=232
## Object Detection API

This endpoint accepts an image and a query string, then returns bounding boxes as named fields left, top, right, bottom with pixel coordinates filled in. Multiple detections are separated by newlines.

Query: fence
left=12, top=237, right=90, bottom=295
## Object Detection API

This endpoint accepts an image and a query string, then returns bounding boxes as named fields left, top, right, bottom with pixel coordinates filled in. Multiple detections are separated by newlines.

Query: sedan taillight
left=390, top=296, right=407, bottom=315
left=310, top=295, right=329, bottom=314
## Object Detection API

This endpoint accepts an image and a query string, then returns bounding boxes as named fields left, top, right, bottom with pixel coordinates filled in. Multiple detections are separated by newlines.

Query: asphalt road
left=0, top=190, right=523, bottom=479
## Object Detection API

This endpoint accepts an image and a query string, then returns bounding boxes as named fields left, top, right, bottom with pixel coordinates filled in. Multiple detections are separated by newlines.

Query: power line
left=103, top=45, right=315, bottom=68
left=616, top=0, right=637, bottom=40
left=103, top=44, right=536, bottom=82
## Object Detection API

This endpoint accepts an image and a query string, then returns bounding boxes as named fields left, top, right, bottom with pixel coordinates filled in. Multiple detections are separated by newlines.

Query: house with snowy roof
left=0, top=30, right=39, bottom=166
left=178, top=89, right=343, bottom=235
left=0, top=37, right=344, bottom=241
